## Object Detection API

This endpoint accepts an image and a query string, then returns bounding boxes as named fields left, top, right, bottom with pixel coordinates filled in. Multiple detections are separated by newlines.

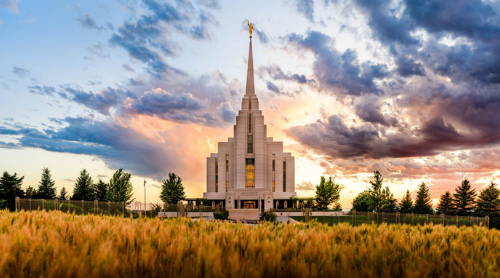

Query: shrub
left=213, top=210, right=229, bottom=220
left=260, top=210, right=277, bottom=222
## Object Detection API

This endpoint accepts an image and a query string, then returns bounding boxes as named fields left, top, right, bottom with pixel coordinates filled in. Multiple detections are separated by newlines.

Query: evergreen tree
left=71, top=169, right=94, bottom=200
left=0, top=171, right=25, bottom=210
left=380, top=186, right=397, bottom=212
left=108, top=169, right=134, bottom=204
left=315, top=176, right=342, bottom=210
left=25, top=186, right=36, bottom=198
left=399, top=190, right=413, bottom=213
left=37, top=168, right=56, bottom=199
left=94, top=179, right=109, bottom=201
left=160, top=173, right=186, bottom=205
left=453, top=179, right=476, bottom=215
left=368, top=171, right=384, bottom=212
left=59, top=187, right=68, bottom=200
left=476, top=183, right=499, bottom=215
left=437, top=191, right=453, bottom=215
left=414, top=182, right=433, bottom=214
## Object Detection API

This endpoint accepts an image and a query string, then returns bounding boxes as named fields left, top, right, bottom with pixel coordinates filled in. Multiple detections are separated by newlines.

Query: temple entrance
left=243, top=200, right=257, bottom=208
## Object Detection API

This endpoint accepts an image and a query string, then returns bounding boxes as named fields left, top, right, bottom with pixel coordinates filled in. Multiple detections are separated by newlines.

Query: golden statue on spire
left=247, top=21, right=253, bottom=39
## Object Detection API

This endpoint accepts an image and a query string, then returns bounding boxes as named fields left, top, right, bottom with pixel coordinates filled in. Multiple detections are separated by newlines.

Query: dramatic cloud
left=260, top=65, right=313, bottom=84
left=286, top=31, right=388, bottom=95
left=0, top=117, right=177, bottom=178
left=110, top=0, right=218, bottom=75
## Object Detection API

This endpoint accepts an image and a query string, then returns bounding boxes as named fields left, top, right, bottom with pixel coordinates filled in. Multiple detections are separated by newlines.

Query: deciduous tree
left=315, top=176, right=342, bottom=210
left=160, top=173, right=185, bottom=205
left=108, top=169, right=134, bottom=204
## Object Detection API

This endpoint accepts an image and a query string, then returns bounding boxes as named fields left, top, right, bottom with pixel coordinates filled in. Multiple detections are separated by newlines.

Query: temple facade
left=203, top=29, right=295, bottom=212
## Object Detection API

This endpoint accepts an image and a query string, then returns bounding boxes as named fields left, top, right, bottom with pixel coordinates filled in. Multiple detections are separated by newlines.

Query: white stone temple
left=203, top=24, right=296, bottom=212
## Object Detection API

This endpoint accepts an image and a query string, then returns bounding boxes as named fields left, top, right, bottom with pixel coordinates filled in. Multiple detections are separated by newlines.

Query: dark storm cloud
left=354, top=0, right=418, bottom=46
left=354, top=97, right=397, bottom=126
left=403, top=0, right=500, bottom=41
left=287, top=113, right=496, bottom=160
left=354, top=0, right=500, bottom=84
left=395, top=55, right=425, bottom=77
left=286, top=31, right=388, bottom=95
left=0, top=117, right=176, bottom=178
left=110, top=0, right=218, bottom=75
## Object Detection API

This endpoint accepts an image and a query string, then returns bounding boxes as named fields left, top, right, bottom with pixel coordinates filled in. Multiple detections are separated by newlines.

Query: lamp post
left=144, top=180, right=147, bottom=211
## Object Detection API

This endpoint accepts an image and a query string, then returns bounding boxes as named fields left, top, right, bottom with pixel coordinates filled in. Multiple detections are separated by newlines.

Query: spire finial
left=247, top=21, right=253, bottom=39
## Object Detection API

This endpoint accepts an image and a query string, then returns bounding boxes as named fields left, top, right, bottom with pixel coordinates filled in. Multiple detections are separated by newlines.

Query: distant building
left=204, top=27, right=295, bottom=212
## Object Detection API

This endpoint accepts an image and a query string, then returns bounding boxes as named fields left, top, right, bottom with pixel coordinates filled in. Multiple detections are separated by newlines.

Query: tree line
left=0, top=168, right=134, bottom=210
left=351, top=171, right=499, bottom=218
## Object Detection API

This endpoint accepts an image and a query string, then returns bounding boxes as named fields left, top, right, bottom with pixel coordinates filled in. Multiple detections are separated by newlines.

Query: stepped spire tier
left=204, top=25, right=295, bottom=216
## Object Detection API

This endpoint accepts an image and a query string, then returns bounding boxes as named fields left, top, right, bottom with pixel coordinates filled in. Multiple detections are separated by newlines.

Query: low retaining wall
left=228, top=209, right=260, bottom=221
left=275, top=211, right=346, bottom=217
left=158, top=211, right=214, bottom=218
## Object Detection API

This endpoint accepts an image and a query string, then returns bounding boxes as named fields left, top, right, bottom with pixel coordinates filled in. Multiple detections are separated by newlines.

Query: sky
left=1, top=0, right=500, bottom=208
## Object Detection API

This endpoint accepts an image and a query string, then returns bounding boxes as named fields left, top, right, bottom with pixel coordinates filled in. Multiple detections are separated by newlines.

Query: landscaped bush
left=260, top=210, right=277, bottom=222
left=213, top=209, right=229, bottom=220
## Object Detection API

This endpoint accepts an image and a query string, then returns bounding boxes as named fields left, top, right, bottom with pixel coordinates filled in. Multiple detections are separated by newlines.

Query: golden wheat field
left=0, top=211, right=498, bottom=278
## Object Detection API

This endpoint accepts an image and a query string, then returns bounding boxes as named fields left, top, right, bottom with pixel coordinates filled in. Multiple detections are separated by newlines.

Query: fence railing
left=307, top=211, right=489, bottom=227
left=15, top=197, right=126, bottom=216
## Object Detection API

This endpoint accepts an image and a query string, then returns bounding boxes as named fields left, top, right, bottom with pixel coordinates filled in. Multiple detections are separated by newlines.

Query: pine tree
left=94, top=179, right=109, bottom=201
left=369, top=171, right=384, bottom=212
left=380, top=186, right=397, bottom=212
left=414, top=182, right=433, bottom=214
left=160, top=173, right=186, bottom=205
left=72, top=169, right=94, bottom=200
left=453, top=179, right=476, bottom=215
left=59, top=187, right=68, bottom=200
left=37, top=168, right=56, bottom=199
left=108, top=169, right=134, bottom=204
left=476, top=183, right=499, bottom=215
left=315, top=176, right=342, bottom=210
left=437, top=191, right=453, bottom=215
left=0, top=171, right=25, bottom=210
left=399, top=190, right=413, bottom=213
left=25, top=186, right=37, bottom=198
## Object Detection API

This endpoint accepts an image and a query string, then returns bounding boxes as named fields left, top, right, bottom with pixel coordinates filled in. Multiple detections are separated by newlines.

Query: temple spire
left=245, top=22, right=255, bottom=97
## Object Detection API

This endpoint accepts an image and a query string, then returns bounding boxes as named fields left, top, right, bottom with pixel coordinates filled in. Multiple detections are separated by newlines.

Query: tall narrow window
left=245, top=158, right=255, bottom=188
left=283, top=161, right=286, bottom=192
left=215, top=160, right=218, bottom=192
left=225, top=157, right=229, bottom=192
left=247, top=135, right=253, bottom=153
left=248, top=114, right=252, bottom=133
left=272, top=159, right=276, bottom=192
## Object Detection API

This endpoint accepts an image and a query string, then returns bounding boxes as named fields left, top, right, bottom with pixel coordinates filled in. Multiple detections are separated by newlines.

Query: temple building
left=203, top=24, right=296, bottom=212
